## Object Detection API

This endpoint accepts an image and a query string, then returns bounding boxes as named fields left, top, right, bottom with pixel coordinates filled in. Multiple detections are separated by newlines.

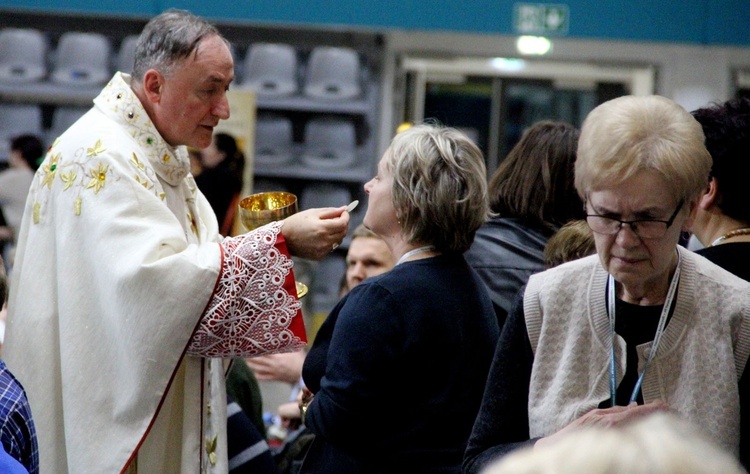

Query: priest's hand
left=281, top=206, right=350, bottom=260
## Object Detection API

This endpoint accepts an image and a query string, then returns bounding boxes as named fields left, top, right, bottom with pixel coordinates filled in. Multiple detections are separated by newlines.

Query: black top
left=696, top=242, right=750, bottom=281
left=302, top=254, right=500, bottom=473
left=194, top=164, right=241, bottom=228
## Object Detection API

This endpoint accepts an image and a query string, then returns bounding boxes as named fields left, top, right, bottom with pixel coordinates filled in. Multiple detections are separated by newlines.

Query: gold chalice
left=239, top=191, right=308, bottom=298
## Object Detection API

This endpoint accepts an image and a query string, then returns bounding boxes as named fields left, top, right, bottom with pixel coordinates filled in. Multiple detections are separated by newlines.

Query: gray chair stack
left=302, top=117, right=357, bottom=168
left=254, top=113, right=294, bottom=167
left=51, top=32, right=112, bottom=87
left=303, top=46, right=361, bottom=100
left=0, top=104, right=43, bottom=162
left=0, top=28, right=48, bottom=84
left=242, top=43, right=298, bottom=97
left=116, top=35, right=139, bottom=75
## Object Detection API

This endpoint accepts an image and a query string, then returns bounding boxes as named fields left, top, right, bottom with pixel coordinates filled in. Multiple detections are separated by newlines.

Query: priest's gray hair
left=132, top=9, right=226, bottom=81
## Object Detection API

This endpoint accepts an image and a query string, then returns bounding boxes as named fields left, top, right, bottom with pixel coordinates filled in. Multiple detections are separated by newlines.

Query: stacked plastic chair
left=254, top=113, right=294, bottom=167
left=303, top=46, right=361, bottom=100
left=0, top=28, right=48, bottom=84
left=116, top=35, right=139, bottom=75
left=0, top=104, right=43, bottom=162
left=242, top=43, right=298, bottom=97
left=301, top=117, right=357, bottom=169
left=46, top=106, right=88, bottom=146
left=51, top=32, right=112, bottom=86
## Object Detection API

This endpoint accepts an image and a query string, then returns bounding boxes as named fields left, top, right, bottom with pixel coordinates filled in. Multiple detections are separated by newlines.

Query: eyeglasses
left=585, top=201, right=683, bottom=239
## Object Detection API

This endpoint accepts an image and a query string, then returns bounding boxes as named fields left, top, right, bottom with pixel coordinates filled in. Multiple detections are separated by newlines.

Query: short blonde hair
left=384, top=124, right=489, bottom=253
left=485, top=412, right=744, bottom=474
left=543, top=219, right=596, bottom=268
left=575, top=95, right=711, bottom=203
left=351, top=223, right=379, bottom=240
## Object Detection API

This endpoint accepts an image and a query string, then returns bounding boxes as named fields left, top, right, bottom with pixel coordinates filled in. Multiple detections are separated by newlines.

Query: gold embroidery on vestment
left=42, top=153, right=60, bottom=189
left=60, top=170, right=77, bottom=191
left=205, top=436, right=218, bottom=466
left=86, top=139, right=106, bottom=157
left=86, top=163, right=108, bottom=194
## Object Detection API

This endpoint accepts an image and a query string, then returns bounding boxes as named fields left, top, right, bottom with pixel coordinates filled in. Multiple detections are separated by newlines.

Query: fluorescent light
left=516, top=36, right=552, bottom=56
left=489, top=57, right=526, bottom=72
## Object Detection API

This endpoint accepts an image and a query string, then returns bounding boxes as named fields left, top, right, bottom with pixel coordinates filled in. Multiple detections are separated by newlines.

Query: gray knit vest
left=523, top=246, right=750, bottom=455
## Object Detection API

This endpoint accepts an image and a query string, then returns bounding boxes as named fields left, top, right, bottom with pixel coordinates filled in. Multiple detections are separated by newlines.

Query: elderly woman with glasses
left=463, top=95, right=750, bottom=473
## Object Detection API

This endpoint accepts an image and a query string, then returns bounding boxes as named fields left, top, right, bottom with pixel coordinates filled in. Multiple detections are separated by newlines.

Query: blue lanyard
left=607, top=250, right=681, bottom=406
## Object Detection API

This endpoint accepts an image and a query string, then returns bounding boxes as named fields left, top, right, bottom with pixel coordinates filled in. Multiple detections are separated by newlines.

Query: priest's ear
left=141, top=69, right=166, bottom=104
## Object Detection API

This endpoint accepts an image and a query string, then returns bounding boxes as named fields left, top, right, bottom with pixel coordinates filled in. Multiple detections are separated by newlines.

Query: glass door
left=400, top=57, right=652, bottom=174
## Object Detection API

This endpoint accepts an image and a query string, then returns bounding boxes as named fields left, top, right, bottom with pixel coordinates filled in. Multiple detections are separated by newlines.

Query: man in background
left=0, top=255, right=37, bottom=473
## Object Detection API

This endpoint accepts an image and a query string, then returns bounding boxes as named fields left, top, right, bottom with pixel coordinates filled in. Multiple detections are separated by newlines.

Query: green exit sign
left=514, top=3, right=569, bottom=35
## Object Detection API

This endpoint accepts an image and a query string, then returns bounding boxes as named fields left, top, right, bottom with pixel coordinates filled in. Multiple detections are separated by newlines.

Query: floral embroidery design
left=205, top=436, right=218, bottom=466
left=86, top=163, right=109, bottom=194
left=86, top=139, right=106, bottom=157
left=60, top=145, right=118, bottom=215
left=97, top=73, right=190, bottom=187
left=28, top=74, right=188, bottom=229
left=30, top=138, right=122, bottom=219
left=41, top=152, right=60, bottom=189
left=129, top=152, right=164, bottom=200
left=187, top=221, right=305, bottom=357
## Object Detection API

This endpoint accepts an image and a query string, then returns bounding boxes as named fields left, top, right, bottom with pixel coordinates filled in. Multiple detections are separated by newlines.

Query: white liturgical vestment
left=3, top=73, right=306, bottom=473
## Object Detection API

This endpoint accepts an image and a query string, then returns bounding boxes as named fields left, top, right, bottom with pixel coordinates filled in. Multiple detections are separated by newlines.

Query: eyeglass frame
left=584, top=200, right=684, bottom=239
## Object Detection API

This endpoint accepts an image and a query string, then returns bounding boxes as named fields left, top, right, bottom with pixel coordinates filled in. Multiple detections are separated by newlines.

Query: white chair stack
left=51, top=32, right=112, bottom=87
left=301, top=117, right=357, bottom=168
left=0, top=28, right=48, bottom=84
left=116, top=35, right=139, bottom=75
left=0, top=104, right=43, bottom=162
left=46, top=106, right=88, bottom=147
left=242, top=43, right=298, bottom=97
left=254, top=113, right=294, bottom=167
left=303, top=46, right=361, bottom=100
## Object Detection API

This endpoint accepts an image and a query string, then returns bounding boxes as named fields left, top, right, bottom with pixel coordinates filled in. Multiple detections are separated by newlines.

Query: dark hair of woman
left=488, top=120, right=582, bottom=230
left=213, top=132, right=244, bottom=182
left=691, top=97, right=750, bottom=223
left=11, top=134, right=44, bottom=171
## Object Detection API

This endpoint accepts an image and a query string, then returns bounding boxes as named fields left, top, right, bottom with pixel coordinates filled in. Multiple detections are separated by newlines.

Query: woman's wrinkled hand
left=535, top=400, right=670, bottom=450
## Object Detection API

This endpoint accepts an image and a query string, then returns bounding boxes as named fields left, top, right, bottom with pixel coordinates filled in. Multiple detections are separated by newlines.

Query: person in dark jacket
left=464, top=120, right=583, bottom=327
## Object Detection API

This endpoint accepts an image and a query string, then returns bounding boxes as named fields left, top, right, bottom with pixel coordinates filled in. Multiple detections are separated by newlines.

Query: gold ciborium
left=238, top=191, right=308, bottom=298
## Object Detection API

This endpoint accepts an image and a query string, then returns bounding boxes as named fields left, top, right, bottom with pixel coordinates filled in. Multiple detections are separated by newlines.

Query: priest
left=3, top=9, right=349, bottom=473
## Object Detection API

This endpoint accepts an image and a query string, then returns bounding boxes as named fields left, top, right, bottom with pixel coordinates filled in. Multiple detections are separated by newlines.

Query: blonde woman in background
left=301, top=124, right=499, bottom=473
left=484, top=412, right=745, bottom=474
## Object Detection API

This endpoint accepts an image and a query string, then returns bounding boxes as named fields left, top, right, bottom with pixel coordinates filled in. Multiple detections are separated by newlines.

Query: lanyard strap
left=395, top=245, right=436, bottom=266
left=608, top=249, right=681, bottom=406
